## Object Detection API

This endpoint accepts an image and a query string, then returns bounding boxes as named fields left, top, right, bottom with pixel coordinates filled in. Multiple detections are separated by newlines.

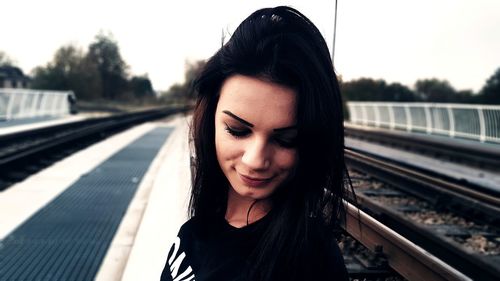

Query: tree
left=162, top=60, right=205, bottom=103
left=341, top=78, right=387, bottom=101
left=30, top=33, right=160, bottom=103
left=129, top=75, right=155, bottom=99
left=414, top=78, right=456, bottom=102
left=86, top=32, right=129, bottom=99
left=340, top=78, right=420, bottom=102
left=385, top=82, right=419, bottom=102
left=455, top=89, right=475, bottom=104
left=32, top=45, right=82, bottom=90
left=0, top=51, right=15, bottom=66
left=183, top=60, right=205, bottom=100
left=31, top=45, right=101, bottom=100
left=478, top=67, right=500, bottom=104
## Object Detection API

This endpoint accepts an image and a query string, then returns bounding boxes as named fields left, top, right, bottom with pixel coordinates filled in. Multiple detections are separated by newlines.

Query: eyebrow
left=223, top=110, right=253, bottom=127
left=222, top=110, right=297, bottom=132
left=273, top=126, right=297, bottom=132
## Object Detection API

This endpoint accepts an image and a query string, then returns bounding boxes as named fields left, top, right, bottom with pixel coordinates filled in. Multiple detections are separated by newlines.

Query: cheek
left=214, top=126, right=223, bottom=155
left=215, top=127, right=239, bottom=163
left=275, top=150, right=298, bottom=171
left=215, top=127, right=227, bottom=162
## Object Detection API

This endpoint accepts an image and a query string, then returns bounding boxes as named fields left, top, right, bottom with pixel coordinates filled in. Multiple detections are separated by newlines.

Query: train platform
left=0, top=113, right=109, bottom=136
left=345, top=136, right=500, bottom=193
left=0, top=114, right=191, bottom=280
left=1, top=114, right=495, bottom=280
left=345, top=123, right=500, bottom=154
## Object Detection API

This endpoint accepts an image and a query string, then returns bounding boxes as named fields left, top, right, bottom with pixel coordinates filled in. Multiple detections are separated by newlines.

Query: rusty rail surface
left=343, top=201, right=471, bottom=281
left=344, top=149, right=500, bottom=220
left=344, top=149, right=500, bottom=281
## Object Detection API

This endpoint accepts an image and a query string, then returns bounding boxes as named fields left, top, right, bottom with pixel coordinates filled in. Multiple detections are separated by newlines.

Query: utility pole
left=221, top=28, right=226, bottom=47
left=332, top=0, right=338, bottom=64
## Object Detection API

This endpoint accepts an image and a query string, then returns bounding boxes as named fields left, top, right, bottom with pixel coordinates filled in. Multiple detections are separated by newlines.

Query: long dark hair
left=190, top=6, right=348, bottom=280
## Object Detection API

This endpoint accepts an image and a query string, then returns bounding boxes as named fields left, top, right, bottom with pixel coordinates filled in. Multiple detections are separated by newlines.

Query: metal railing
left=347, top=102, right=500, bottom=143
left=0, top=88, right=72, bottom=121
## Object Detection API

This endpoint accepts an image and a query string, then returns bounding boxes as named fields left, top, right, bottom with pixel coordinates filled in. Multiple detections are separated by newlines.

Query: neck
left=225, top=188, right=272, bottom=228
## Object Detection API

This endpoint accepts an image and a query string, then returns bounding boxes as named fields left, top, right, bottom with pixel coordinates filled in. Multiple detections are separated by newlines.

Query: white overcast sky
left=2, top=0, right=499, bottom=92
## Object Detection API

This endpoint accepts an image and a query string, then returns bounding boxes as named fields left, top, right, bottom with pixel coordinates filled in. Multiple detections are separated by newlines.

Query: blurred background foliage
left=0, top=51, right=16, bottom=67
left=1, top=33, right=499, bottom=108
left=340, top=69, right=500, bottom=105
left=30, top=32, right=156, bottom=104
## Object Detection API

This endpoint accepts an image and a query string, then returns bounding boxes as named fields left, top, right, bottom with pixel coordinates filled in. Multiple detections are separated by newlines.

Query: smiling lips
left=238, top=173, right=273, bottom=187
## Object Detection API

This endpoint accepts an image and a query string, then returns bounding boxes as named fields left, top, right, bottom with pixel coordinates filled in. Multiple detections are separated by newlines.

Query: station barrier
left=0, top=88, right=73, bottom=121
left=347, top=102, right=500, bottom=144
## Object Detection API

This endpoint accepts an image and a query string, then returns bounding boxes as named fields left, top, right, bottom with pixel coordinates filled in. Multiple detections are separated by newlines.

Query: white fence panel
left=0, top=89, right=72, bottom=121
left=347, top=102, right=500, bottom=144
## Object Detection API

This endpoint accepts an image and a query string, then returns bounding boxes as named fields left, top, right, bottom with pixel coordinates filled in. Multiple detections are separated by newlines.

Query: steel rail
left=345, top=124, right=500, bottom=171
left=0, top=107, right=185, bottom=164
left=345, top=149, right=500, bottom=220
left=343, top=201, right=471, bottom=281
left=350, top=192, right=500, bottom=281
left=0, top=106, right=189, bottom=190
left=345, top=150, right=500, bottom=280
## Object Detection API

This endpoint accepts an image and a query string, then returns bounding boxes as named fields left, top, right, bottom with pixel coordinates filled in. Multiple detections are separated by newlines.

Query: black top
left=160, top=214, right=348, bottom=281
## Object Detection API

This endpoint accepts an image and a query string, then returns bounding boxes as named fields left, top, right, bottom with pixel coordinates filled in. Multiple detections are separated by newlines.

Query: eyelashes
left=224, top=124, right=250, bottom=138
left=224, top=123, right=297, bottom=148
left=274, top=138, right=297, bottom=148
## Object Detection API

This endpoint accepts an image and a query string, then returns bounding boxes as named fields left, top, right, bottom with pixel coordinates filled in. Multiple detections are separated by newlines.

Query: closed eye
left=274, top=136, right=297, bottom=148
left=224, top=123, right=250, bottom=138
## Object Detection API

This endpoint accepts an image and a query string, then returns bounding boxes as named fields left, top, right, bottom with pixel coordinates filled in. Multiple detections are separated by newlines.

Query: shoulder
left=177, top=217, right=199, bottom=238
left=171, top=217, right=203, bottom=255
left=160, top=218, right=199, bottom=281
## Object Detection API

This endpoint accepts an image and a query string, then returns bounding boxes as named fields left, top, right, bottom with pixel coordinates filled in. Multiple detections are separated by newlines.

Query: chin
left=232, top=184, right=272, bottom=200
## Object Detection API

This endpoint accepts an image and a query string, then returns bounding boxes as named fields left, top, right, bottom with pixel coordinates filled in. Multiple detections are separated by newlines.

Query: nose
left=241, top=137, right=270, bottom=171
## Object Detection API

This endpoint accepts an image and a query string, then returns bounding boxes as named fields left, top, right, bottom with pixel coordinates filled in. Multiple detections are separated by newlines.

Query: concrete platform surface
left=0, top=114, right=192, bottom=280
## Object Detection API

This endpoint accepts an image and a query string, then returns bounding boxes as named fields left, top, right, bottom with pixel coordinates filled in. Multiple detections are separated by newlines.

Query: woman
left=161, top=6, right=349, bottom=281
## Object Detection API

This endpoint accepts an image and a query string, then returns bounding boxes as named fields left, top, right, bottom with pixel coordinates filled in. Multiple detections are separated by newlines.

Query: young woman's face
left=215, top=75, right=298, bottom=201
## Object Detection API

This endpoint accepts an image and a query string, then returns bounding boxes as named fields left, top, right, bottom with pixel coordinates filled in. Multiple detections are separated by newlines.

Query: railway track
left=0, top=106, right=188, bottom=191
left=345, top=148, right=500, bottom=281
left=343, top=201, right=471, bottom=281
left=344, top=124, right=500, bottom=172
left=345, top=148, right=500, bottom=224
left=3, top=116, right=498, bottom=280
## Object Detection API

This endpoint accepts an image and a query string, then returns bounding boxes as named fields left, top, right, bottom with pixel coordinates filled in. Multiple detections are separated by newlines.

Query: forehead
left=217, top=75, right=297, bottom=126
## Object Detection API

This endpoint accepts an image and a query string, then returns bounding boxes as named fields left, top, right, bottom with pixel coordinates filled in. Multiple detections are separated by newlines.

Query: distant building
left=0, top=66, right=31, bottom=88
